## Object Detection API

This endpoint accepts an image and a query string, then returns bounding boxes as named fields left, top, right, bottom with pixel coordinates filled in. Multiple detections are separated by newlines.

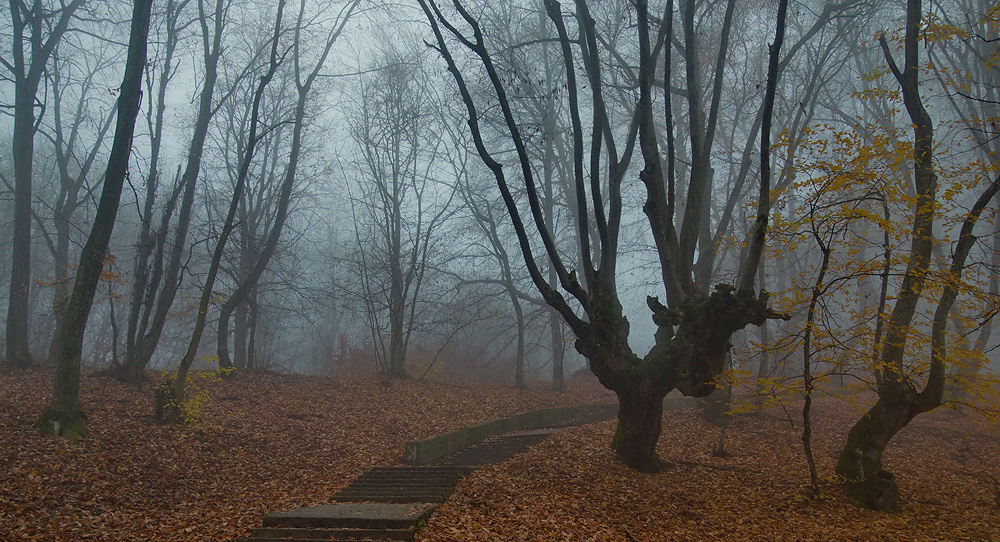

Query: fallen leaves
left=0, top=368, right=609, bottom=541
left=4, top=369, right=996, bottom=541
left=418, top=397, right=1000, bottom=542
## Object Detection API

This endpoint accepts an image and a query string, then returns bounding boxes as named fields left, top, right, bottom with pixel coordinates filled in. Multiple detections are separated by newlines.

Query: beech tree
left=38, top=0, right=153, bottom=438
left=832, top=0, right=1000, bottom=511
left=419, top=0, right=790, bottom=471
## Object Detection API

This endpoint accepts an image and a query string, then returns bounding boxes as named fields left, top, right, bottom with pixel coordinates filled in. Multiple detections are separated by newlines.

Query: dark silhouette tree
left=419, top=0, right=790, bottom=471
left=37, top=0, right=153, bottom=439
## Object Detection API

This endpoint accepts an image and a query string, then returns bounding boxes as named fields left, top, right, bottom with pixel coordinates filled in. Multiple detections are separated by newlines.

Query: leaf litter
left=2, top=369, right=997, bottom=541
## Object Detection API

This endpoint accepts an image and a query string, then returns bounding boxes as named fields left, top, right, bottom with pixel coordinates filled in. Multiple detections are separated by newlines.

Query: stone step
left=334, top=487, right=454, bottom=496
left=330, top=466, right=467, bottom=504
left=243, top=430, right=557, bottom=540
left=330, top=494, right=449, bottom=504
left=365, top=466, right=468, bottom=474
left=262, top=503, right=437, bottom=530
left=245, top=526, right=414, bottom=540
left=239, top=539, right=406, bottom=542
left=435, top=434, right=547, bottom=467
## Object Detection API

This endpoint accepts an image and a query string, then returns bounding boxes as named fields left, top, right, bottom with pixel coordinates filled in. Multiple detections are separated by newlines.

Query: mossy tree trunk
left=613, top=380, right=668, bottom=472
left=835, top=396, right=912, bottom=511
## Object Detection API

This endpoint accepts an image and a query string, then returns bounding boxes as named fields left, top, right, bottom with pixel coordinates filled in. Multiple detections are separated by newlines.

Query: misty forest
left=2, top=0, right=999, bottom=539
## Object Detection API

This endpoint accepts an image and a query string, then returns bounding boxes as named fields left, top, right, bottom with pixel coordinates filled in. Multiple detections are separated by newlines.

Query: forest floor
left=1, top=368, right=998, bottom=541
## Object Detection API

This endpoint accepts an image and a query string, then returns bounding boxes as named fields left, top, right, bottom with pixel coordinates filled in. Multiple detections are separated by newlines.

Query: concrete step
left=435, top=434, right=548, bottom=467
left=244, top=526, right=414, bottom=540
left=240, top=539, right=407, bottom=542
left=262, top=503, right=437, bottom=530
left=330, top=466, right=467, bottom=504
left=243, top=431, right=555, bottom=540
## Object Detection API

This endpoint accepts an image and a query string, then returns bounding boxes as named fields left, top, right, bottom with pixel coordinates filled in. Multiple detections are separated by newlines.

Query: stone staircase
left=237, top=430, right=559, bottom=542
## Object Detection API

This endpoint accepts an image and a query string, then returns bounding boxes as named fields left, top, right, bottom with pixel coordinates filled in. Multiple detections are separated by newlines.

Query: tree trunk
left=117, top=0, right=181, bottom=384
left=835, top=397, right=910, bottom=511
left=511, top=288, right=526, bottom=389
left=6, top=80, right=38, bottom=369
left=0, top=0, right=84, bottom=368
left=233, top=302, right=249, bottom=370
left=550, top=307, right=565, bottom=393
left=835, top=0, right=935, bottom=509
left=37, top=0, right=152, bottom=439
left=387, top=258, right=407, bottom=378
left=123, top=0, right=226, bottom=382
left=612, top=381, right=668, bottom=473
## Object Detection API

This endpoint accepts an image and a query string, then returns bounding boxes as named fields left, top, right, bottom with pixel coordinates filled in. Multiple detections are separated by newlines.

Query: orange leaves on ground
left=419, top=398, right=1000, bottom=542
left=0, top=369, right=610, bottom=541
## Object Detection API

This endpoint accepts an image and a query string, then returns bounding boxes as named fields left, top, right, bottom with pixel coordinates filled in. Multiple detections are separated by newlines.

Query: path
left=237, top=430, right=557, bottom=542
left=238, top=399, right=703, bottom=542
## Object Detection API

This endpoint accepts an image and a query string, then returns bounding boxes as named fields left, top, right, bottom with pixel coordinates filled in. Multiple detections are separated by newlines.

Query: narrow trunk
left=754, top=255, right=770, bottom=411
left=246, top=294, right=258, bottom=370
left=387, top=259, right=407, bottom=378
left=233, top=303, right=249, bottom=370
left=550, top=308, right=565, bottom=392
left=801, top=243, right=830, bottom=497
left=512, top=290, right=526, bottom=389
left=38, top=0, right=152, bottom=438
left=6, top=81, right=37, bottom=368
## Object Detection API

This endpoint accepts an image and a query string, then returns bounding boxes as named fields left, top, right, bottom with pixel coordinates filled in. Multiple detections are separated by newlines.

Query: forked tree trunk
left=418, top=0, right=787, bottom=473
left=834, top=0, right=934, bottom=511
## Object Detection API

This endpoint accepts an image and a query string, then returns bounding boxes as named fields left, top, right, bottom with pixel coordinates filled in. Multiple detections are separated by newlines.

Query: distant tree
left=38, top=37, right=119, bottom=358
left=346, top=43, right=456, bottom=379
left=38, top=0, right=153, bottom=439
left=156, top=0, right=359, bottom=422
left=112, top=0, right=192, bottom=383
left=116, top=0, right=230, bottom=382
left=2, top=0, right=86, bottom=368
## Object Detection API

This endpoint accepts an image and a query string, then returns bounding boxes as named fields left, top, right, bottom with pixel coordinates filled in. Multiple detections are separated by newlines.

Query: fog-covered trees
left=2, top=0, right=999, bottom=515
left=3, top=0, right=86, bottom=368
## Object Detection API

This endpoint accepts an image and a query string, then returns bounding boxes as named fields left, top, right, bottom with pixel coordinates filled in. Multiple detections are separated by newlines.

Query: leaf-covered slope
left=419, top=401, right=1000, bottom=541
left=0, top=369, right=610, bottom=541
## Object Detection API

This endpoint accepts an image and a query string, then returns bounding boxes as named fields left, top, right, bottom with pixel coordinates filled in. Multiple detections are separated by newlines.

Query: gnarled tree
left=419, top=0, right=789, bottom=471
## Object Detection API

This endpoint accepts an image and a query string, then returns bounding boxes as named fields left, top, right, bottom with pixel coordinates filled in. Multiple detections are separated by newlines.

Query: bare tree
left=346, top=43, right=455, bottom=379
left=419, top=0, right=790, bottom=471
left=110, top=0, right=192, bottom=383
left=156, top=0, right=360, bottom=422
left=37, top=37, right=119, bottom=358
left=117, top=0, right=231, bottom=382
left=2, top=0, right=86, bottom=368
left=37, top=0, right=153, bottom=438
